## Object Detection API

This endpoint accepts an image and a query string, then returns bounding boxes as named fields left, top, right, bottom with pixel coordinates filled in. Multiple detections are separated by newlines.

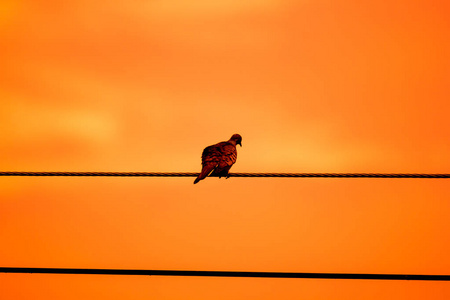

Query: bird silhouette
left=194, top=134, right=242, bottom=184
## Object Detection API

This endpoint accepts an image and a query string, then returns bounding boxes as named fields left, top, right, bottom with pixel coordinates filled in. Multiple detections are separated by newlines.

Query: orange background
left=1, top=0, right=449, bottom=299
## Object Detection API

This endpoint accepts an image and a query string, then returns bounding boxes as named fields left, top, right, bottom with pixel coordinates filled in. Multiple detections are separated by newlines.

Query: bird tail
left=193, top=165, right=215, bottom=184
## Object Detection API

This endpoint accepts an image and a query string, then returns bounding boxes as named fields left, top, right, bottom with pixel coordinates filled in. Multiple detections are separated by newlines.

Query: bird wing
left=200, top=142, right=237, bottom=175
left=195, top=143, right=224, bottom=181
left=216, top=143, right=237, bottom=170
left=201, top=142, right=226, bottom=167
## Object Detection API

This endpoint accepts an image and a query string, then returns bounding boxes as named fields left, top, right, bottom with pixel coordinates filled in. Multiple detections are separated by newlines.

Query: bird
left=194, top=134, right=242, bottom=184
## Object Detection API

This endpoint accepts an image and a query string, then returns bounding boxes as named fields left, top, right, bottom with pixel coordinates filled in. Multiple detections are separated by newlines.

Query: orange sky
left=1, top=0, right=449, bottom=299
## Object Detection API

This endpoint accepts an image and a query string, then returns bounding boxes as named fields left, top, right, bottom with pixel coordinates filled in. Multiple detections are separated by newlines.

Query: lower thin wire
left=0, top=172, right=449, bottom=178
left=0, top=267, right=448, bottom=281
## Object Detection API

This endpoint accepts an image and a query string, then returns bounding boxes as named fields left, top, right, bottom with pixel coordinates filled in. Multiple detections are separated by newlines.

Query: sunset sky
left=1, top=0, right=449, bottom=299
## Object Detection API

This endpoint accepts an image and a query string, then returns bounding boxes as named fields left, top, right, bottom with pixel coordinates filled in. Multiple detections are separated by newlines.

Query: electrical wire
left=0, top=172, right=449, bottom=178
left=0, top=267, right=449, bottom=281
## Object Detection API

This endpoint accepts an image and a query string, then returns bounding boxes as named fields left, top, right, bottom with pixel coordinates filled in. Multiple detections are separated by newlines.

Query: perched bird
left=194, top=134, right=242, bottom=184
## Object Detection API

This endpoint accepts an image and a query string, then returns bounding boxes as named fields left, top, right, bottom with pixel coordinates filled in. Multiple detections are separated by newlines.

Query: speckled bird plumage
left=194, top=134, right=242, bottom=184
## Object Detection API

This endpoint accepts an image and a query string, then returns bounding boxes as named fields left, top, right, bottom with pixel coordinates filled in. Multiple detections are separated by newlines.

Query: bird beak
left=238, top=142, right=242, bottom=147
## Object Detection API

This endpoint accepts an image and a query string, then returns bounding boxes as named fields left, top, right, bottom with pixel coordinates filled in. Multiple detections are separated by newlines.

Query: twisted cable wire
left=0, top=171, right=448, bottom=178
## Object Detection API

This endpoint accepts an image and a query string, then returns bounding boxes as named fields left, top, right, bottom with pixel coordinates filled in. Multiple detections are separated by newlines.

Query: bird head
left=230, top=134, right=242, bottom=147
